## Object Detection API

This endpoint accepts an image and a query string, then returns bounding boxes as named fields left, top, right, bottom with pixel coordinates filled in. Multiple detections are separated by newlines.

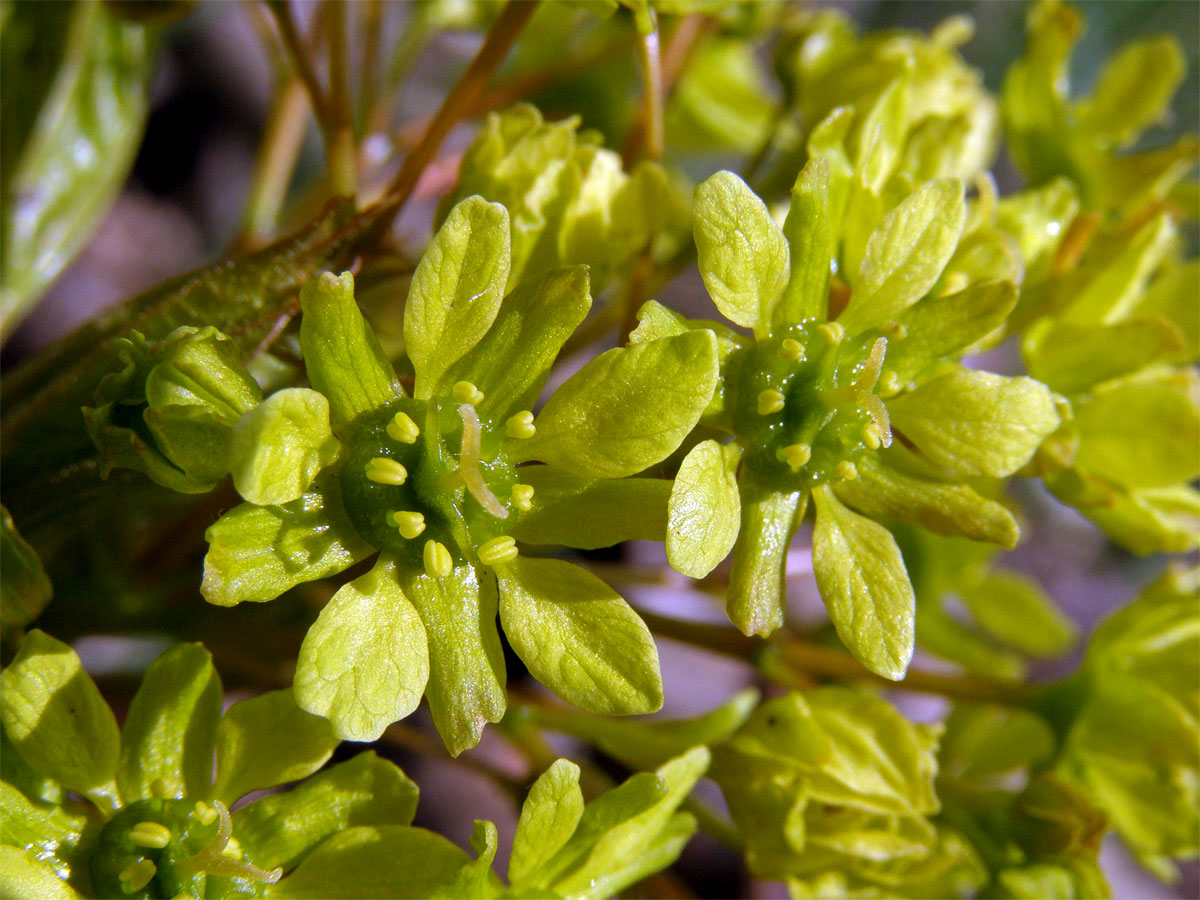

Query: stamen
left=478, top=536, right=518, bottom=566
left=757, top=390, right=786, bottom=415
left=193, top=802, right=217, bottom=826
left=130, top=821, right=172, bottom=849
left=365, top=457, right=408, bottom=485
left=452, top=381, right=485, bottom=406
left=778, top=443, right=811, bottom=470
left=458, top=404, right=508, bottom=519
left=177, top=800, right=280, bottom=885
left=391, top=511, right=426, bottom=540
left=424, top=541, right=453, bottom=579
left=119, top=860, right=157, bottom=892
left=779, top=338, right=806, bottom=362
left=883, top=322, right=907, bottom=341
left=150, top=778, right=175, bottom=799
left=835, top=460, right=859, bottom=480
left=386, top=411, right=420, bottom=444
left=861, top=423, right=883, bottom=450
left=506, top=410, right=536, bottom=439
left=817, top=322, right=845, bottom=345
left=511, top=484, right=535, bottom=512
left=876, top=370, right=902, bottom=398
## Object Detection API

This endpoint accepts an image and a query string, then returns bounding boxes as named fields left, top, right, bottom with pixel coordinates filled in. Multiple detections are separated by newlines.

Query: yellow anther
left=150, top=778, right=175, bottom=799
left=130, top=821, right=172, bottom=849
left=506, top=410, right=536, bottom=439
left=884, top=322, right=908, bottom=340
left=119, top=859, right=157, bottom=892
left=423, top=540, right=453, bottom=579
left=386, top=411, right=420, bottom=444
left=877, top=371, right=902, bottom=398
left=222, top=836, right=244, bottom=860
left=193, top=802, right=218, bottom=826
left=391, top=510, right=426, bottom=540
left=365, top=457, right=407, bottom=485
left=779, top=338, right=806, bottom=362
left=778, top=443, right=811, bottom=470
left=817, top=322, right=845, bottom=345
left=861, top=423, right=883, bottom=450
left=478, top=536, right=518, bottom=566
left=452, top=381, right=485, bottom=406
left=511, top=484, right=535, bottom=512
left=836, top=460, right=859, bottom=481
left=757, top=389, right=786, bottom=416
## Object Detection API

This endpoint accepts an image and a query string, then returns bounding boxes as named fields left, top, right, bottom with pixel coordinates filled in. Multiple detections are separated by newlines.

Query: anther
left=424, top=540, right=453, bottom=579
left=779, top=338, right=806, bottom=362
left=193, top=802, right=218, bottom=826
left=366, top=457, right=407, bottom=485
left=386, top=411, right=420, bottom=444
left=391, top=510, right=425, bottom=540
left=511, top=484, right=535, bottom=511
left=130, top=821, right=172, bottom=849
left=778, top=443, right=812, bottom=470
left=877, top=371, right=902, bottom=398
left=478, top=536, right=518, bottom=566
left=883, top=322, right=908, bottom=341
left=861, top=423, right=883, bottom=450
left=150, top=778, right=175, bottom=799
left=222, top=836, right=244, bottom=860
left=817, top=322, right=845, bottom=345
left=506, top=410, right=536, bottom=439
left=835, top=460, right=859, bottom=481
left=119, top=860, right=157, bottom=893
left=757, top=389, right=786, bottom=416
left=452, top=381, right=485, bottom=406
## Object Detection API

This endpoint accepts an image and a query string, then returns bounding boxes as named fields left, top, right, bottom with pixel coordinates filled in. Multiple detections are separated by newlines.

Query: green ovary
left=730, top=323, right=892, bottom=489
left=339, top=396, right=519, bottom=570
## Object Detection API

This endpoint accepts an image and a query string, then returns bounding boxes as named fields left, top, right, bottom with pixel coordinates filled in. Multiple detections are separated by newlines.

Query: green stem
left=623, top=11, right=664, bottom=165
left=265, top=0, right=330, bottom=126
left=324, top=0, right=357, bottom=199
left=681, top=796, right=743, bottom=851
left=239, top=77, right=309, bottom=246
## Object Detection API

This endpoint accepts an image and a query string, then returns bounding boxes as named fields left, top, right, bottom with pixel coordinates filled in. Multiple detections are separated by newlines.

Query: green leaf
left=509, top=759, right=585, bottom=888
left=508, top=466, right=671, bottom=550
left=886, top=281, right=1018, bottom=383
left=397, top=566, right=505, bottom=757
left=512, top=331, right=718, bottom=478
left=727, top=470, right=804, bottom=637
left=1, top=0, right=152, bottom=338
left=667, top=439, right=742, bottom=578
left=833, top=452, right=1019, bottom=548
left=693, top=170, right=789, bottom=333
left=838, top=179, right=966, bottom=334
left=441, top=266, right=591, bottom=425
left=886, top=368, right=1061, bottom=478
left=211, top=689, right=338, bottom=806
left=0, top=846, right=83, bottom=900
left=118, top=642, right=221, bottom=802
left=229, top=388, right=342, bottom=506
left=1077, top=37, right=1186, bottom=147
left=0, top=505, right=52, bottom=632
left=1072, top=369, right=1200, bottom=489
left=405, top=197, right=511, bottom=399
left=294, top=556, right=430, bottom=742
left=812, top=487, right=914, bottom=680
left=299, top=271, right=402, bottom=428
left=234, top=751, right=419, bottom=872
left=201, top=474, right=373, bottom=607
left=264, top=825, right=477, bottom=899
left=1023, top=318, right=1186, bottom=395
left=0, top=630, right=119, bottom=809
left=497, top=556, right=662, bottom=715
left=778, top=158, right=833, bottom=325
left=959, top=571, right=1077, bottom=658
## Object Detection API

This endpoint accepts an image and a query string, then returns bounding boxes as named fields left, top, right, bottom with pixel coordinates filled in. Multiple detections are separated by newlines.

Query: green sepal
left=1133, top=258, right=1200, bottom=361
left=833, top=452, right=1019, bottom=549
left=886, top=368, right=1061, bottom=478
left=939, top=704, right=1056, bottom=784
left=1076, top=36, right=1186, bottom=147
left=508, top=466, right=671, bottom=550
left=839, top=178, right=967, bottom=335
left=234, top=751, right=419, bottom=872
left=211, top=689, right=338, bottom=806
left=1059, top=213, right=1174, bottom=327
left=228, top=387, right=342, bottom=506
left=1023, top=318, right=1186, bottom=395
left=509, top=759, right=585, bottom=889
left=727, top=469, right=804, bottom=637
left=117, top=642, right=221, bottom=802
left=993, top=177, right=1079, bottom=279
left=299, top=270, right=402, bottom=428
left=405, top=196, right=511, bottom=399
left=0, top=781, right=94, bottom=886
left=496, top=557, right=662, bottom=716
left=512, top=330, right=718, bottom=478
left=959, top=570, right=1077, bottom=659
left=852, top=73, right=910, bottom=196
left=201, top=474, right=373, bottom=606
left=693, top=170, right=788, bottom=334
left=812, top=486, right=915, bottom=681
left=0, top=846, right=84, bottom=900
left=441, top=265, right=591, bottom=426
left=397, top=566, right=506, bottom=757
left=0, top=505, right=52, bottom=633
left=294, top=556, right=430, bottom=742
left=667, top=439, right=742, bottom=578
left=778, top=158, right=833, bottom=326
left=83, top=401, right=218, bottom=494
left=0, top=630, right=120, bottom=811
